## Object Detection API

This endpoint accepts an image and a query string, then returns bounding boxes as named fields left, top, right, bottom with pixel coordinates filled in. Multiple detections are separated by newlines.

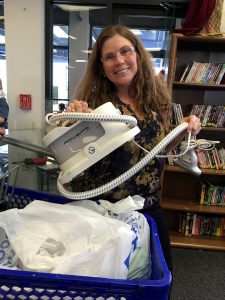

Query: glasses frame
left=101, top=46, right=136, bottom=65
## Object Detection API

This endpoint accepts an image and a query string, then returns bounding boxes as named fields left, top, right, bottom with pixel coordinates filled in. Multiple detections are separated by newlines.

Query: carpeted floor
left=170, top=247, right=225, bottom=300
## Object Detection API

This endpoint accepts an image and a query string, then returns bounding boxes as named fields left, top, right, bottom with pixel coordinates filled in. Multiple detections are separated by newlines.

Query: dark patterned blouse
left=71, top=100, right=166, bottom=208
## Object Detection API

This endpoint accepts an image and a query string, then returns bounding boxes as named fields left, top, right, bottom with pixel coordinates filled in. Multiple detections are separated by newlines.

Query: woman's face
left=101, top=34, right=138, bottom=90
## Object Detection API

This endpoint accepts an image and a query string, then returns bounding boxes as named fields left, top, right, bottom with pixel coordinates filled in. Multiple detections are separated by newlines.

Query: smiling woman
left=46, top=0, right=189, bottom=112
left=65, top=24, right=201, bottom=278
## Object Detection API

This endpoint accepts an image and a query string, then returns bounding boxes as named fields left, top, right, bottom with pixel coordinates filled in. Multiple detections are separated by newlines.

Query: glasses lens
left=102, top=46, right=134, bottom=64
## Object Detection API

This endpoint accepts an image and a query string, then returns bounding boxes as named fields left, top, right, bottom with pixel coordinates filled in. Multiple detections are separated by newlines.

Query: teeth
left=116, top=69, right=127, bottom=74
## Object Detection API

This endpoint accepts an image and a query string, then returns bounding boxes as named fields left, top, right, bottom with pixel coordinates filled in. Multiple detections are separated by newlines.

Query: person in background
left=58, top=103, right=66, bottom=113
left=66, top=25, right=201, bottom=275
left=0, top=79, right=9, bottom=140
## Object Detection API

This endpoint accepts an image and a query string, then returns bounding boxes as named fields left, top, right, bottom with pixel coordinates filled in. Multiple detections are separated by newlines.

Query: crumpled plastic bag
left=68, top=195, right=151, bottom=279
left=0, top=200, right=135, bottom=279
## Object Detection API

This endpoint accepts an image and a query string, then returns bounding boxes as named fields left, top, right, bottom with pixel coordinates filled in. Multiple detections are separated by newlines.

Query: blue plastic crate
left=0, top=186, right=172, bottom=300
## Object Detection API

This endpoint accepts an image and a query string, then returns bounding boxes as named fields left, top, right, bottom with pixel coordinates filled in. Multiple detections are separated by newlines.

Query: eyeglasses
left=101, top=46, right=135, bottom=65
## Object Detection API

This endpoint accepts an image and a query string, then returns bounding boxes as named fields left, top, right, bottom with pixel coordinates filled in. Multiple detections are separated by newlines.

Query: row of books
left=196, top=148, right=225, bottom=170
left=171, top=103, right=183, bottom=125
left=179, top=61, right=225, bottom=85
left=190, top=104, right=225, bottom=128
left=178, top=212, right=225, bottom=237
left=200, top=184, right=225, bottom=206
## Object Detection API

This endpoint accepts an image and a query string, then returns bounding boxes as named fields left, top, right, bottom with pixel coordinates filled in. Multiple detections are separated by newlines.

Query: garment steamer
left=174, top=144, right=201, bottom=176
left=43, top=102, right=201, bottom=200
left=172, top=136, right=220, bottom=176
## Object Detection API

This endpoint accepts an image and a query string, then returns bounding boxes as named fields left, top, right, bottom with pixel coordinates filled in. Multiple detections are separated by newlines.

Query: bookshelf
left=162, top=33, right=225, bottom=251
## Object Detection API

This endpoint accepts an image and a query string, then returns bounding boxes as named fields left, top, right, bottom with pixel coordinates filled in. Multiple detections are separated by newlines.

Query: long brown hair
left=75, top=24, right=172, bottom=131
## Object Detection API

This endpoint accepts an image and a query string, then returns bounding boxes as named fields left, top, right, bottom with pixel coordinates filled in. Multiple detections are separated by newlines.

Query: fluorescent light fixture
left=76, top=60, right=88, bottom=63
left=130, top=29, right=143, bottom=35
left=81, top=50, right=92, bottom=54
left=0, top=36, right=5, bottom=44
left=54, top=26, right=77, bottom=40
left=0, top=16, right=4, bottom=20
left=54, top=26, right=68, bottom=38
left=68, top=35, right=77, bottom=40
left=145, top=47, right=162, bottom=51
left=57, top=5, right=104, bottom=12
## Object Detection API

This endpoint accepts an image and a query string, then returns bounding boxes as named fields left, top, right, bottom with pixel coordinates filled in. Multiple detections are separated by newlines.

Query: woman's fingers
left=67, top=100, right=89, bottom=113
left=181, top=115, right=201, bottom=135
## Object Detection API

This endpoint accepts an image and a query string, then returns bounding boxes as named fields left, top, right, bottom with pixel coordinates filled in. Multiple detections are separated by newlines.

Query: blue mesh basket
left=0, top=186, right=172, bottom=300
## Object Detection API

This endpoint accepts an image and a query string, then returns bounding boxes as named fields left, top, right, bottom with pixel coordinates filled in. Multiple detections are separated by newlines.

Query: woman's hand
left=166, top=115, right=201, bottom=152
left=0, top=127, right=5, bottom=140
left=181, top=115, right=201, bottom=136
left=66, top=100, right=90, bottom=113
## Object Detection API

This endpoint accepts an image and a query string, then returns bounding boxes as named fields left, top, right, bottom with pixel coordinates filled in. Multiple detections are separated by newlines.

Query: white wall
left=4, top=0, right=45, bottom=130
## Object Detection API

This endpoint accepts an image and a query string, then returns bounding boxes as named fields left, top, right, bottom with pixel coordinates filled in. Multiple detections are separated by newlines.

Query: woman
left=66, top=25, right=201, bottom=273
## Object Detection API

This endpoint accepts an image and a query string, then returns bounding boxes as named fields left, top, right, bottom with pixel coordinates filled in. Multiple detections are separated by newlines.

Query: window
left=46, top=1, right=188, bottom=111
left=53, top=25, right=69, bottom=100
left=51, top=3, right=107, bottom=106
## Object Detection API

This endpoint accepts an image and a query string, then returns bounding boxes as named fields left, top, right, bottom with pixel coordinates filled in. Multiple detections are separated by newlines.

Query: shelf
left=173, top=33, right=225, bottom=44
left=171, top=125, right=225, bottom=131
left=164, top=33, right=225, bottom=251
left=201, top=127, right=225, bottom=132
left=164, top=164, right=225, bottom=175
left=162, top=198, right=225, bottom=214
left=169, top=230, right=225, bottom=251
left=173, top=81, right=225, bottom=89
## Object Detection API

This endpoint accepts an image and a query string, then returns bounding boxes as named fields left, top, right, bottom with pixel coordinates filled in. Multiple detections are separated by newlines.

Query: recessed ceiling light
left=57, top=5, right=104, bottom=12
left=76, top=60, right=88, bottom=63
left=54, top=26, right=68, bottom=38
left=81, top=50, right=92, bottom=54
left=130, top=29, right=143, bottom=35
left=0, top=36, right=5, bottom=44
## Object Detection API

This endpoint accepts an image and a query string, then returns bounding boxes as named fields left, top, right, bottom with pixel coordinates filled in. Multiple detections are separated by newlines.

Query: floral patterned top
left=71, top=100, right=166, bottom=208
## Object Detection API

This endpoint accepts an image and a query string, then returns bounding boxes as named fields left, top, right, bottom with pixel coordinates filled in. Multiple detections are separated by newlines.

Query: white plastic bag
left=0, top=200, right=135, bottom=279
left=68, top=195, right=151, bottom=279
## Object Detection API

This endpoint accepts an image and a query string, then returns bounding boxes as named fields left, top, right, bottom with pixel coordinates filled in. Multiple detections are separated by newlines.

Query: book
left=185, top=213, right=191, bottom=236
left=179, top=62, right=194, bottom=82
left=215, top=63, right=225, bottom=84
left=185, top=62, right=198, bottom=83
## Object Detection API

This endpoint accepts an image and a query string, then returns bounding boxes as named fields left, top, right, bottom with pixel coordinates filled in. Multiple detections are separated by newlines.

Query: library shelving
left=161, top=33, right=225, bottom=251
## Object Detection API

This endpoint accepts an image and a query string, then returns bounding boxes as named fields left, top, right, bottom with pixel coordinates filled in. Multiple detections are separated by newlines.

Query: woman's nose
left=114, top=54, right=125, bottom=64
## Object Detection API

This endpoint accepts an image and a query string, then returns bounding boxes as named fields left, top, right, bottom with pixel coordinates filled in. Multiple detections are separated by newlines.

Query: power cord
left=132, top=133, right=220, bottom=159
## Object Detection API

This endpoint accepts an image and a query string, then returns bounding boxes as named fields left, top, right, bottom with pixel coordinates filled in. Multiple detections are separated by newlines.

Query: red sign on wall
left=19, top=94, right=32, bottom=110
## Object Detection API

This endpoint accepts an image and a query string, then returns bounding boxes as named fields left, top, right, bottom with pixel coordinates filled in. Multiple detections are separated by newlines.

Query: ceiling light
left=76, top=60, right=88, bottom=63
left=145, top=47, right=162, bottom=51
left=68, top=35, right=77, bottom=40
left=57, top=5, right=104, bottom=12
left=0, top=36, right=5, bottom=44
left=54, top=26, right=68, bottom=38
left=81, top=50, right=92, bottom=54
left=130, top=29, right=143, bottom=35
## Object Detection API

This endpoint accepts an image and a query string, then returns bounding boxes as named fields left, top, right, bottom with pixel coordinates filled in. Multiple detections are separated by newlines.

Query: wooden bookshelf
left=162, top=33, right=225, bottom=250
left=169, top=231, right=225, bottom=251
